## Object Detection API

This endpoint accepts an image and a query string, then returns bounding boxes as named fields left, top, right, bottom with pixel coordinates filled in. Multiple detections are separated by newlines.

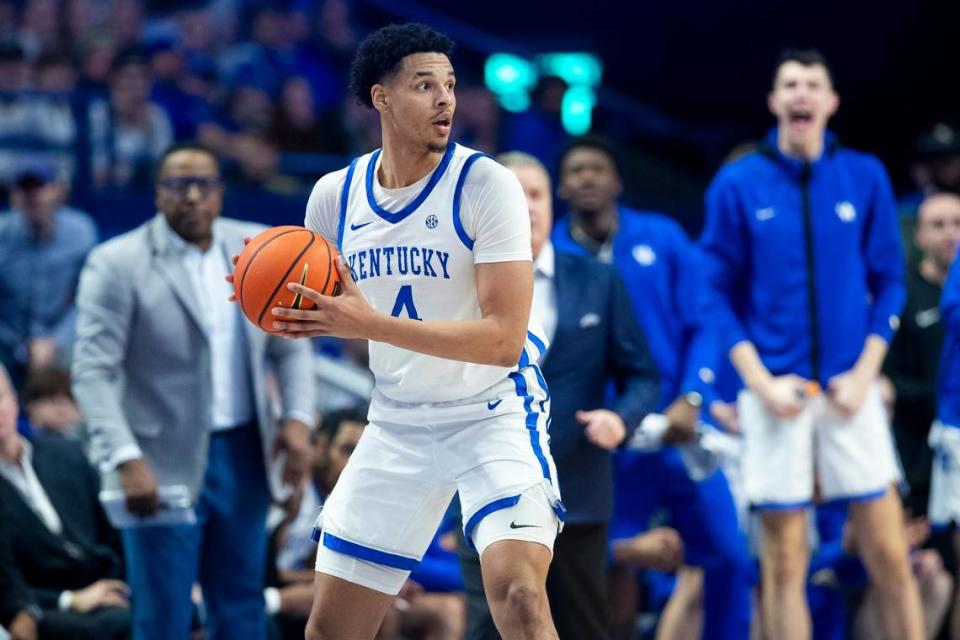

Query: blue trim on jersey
left=526, top=331, right=547, bottom=358
left=337, top=157, right=359, bottom=250
left=530, top=363, right=550, bottom=414
left=322, top=532, right=420, bottom=571
left=364, top=144, right=457, bottom=224
left=823, top=487, right=888, bottom=506
left=462, top=494, right=522, bottom=550
left=452, top=151, right=493, bottom=250
left=750, top=499, right=814, bottom=512
left=509, top=370, right=552, bottom=482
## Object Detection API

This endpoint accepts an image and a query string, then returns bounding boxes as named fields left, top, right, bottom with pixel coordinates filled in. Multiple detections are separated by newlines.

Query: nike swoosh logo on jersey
left=487, top=399, right=503, bottom=411
left=509, top=521, right=540, bottom=529
left=350, top=221, right=373, bottom=231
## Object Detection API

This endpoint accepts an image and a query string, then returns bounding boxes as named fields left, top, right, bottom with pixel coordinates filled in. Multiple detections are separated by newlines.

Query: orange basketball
left=233, top=226, right=342, bottom=333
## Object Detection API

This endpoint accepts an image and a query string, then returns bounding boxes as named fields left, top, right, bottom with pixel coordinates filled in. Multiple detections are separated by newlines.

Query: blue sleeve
left=608, top=270, right=660, bottom=434
left=862, top=158, right=906, bottom=342
left=942, top=250, right=960, bottom=330
left=699, top=171, right=749, bottom=352
left=673, top=233, right=718, bottom=397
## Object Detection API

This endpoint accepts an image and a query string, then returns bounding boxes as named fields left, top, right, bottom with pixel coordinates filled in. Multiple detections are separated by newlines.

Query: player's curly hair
left=349, top=23, right=456, bottom=108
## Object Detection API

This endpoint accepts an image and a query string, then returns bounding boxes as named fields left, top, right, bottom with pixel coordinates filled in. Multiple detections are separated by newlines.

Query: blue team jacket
left=700, top=129, right=906, bottom=385
left=554, top=208, right=713, bottom=409
left=939, top=254, right=960, bottom=427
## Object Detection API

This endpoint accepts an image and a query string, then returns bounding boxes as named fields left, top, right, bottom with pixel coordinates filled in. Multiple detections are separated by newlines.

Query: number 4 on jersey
left=390, top=285, right=422, bottom=320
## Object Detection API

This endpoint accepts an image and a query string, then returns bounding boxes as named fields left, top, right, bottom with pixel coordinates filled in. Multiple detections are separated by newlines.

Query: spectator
left=0, top=159, right=98, bottom=391
left=928, top=245, right=960, bottom=639
left=87, top=48, right=173, bottom=188
left=553, top=136, right=751, bottom=640
left=0, top=514, right=41, bottom=640
left=458, top=151, right=660, bottom=640
left=22, top=366, right=81, bottom=438
left=0, top=362, right=130, bottom=640
left=885, top=192, right=960, bottom=515
left=272, top=76, right=348, bottom=155
left=700, top=49, right=920, bottom=639
left=71, top=142, right=316, bottom=640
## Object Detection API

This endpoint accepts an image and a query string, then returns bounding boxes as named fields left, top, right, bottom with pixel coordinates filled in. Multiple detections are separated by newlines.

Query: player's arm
left=701, top=173, right=806, bottom=418
left=274, top=256, right=531, bottom=367
left=827, top=160, right=907, bottom=415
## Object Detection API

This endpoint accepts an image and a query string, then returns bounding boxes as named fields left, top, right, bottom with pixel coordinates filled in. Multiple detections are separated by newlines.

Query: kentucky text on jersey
left=345, top=245, right=452, bottom=281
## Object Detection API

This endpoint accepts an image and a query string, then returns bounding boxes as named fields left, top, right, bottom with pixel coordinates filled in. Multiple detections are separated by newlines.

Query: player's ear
left=371, top=84, right=389, bottom=114
left=826, top=91, right=840, bottom=119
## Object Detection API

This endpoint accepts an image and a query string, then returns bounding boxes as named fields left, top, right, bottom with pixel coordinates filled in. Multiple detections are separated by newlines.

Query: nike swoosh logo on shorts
left=487, top=399, right=503, bottom=411
left=509, top=521, right=540, bottom=529
left=350, top=221, right=373, bottom=231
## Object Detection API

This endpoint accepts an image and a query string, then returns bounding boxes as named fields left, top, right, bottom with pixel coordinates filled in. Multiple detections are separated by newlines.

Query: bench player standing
left=700, top=49, right=923, bottom=640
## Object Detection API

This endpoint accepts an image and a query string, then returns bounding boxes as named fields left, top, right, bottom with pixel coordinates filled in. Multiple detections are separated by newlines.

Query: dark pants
left=121, top=424, right=271, bottom=640
left=40, top=606, right=130, bottom=640
left=458, top=523, right=611, bottom=640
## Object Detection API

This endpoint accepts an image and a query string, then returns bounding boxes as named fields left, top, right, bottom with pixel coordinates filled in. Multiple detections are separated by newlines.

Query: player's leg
left=306, top=573, right=395, bottom=640
left=455, top=366, right=561, bottom=639
left=820, top=384, right=923, bottom=639
left=759, top=510, right=810, bottom=640
left=848, top=488, right=924, bottom=640
left=480, top=539, right=556, bottom=640
left=738, top=389, right=815, bottom=640
left=953, top=531, right=960, bottom=640
left=655, top=567, right=703, bottom=640
left=306, top=419, right=457, bottom=640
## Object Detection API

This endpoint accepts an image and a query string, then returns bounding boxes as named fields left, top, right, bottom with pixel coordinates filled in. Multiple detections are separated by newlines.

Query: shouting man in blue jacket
left=700, top=49, right=922, bottom=640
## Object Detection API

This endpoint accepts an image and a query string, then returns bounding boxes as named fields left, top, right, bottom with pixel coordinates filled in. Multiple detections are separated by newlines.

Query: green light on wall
left=536, top=53, right=603, bottom=87
left=484, top=53, right=537, bottom=111
left=561, top=86, right=596, bottom=135
left=485, top=51, right=602, bottom=134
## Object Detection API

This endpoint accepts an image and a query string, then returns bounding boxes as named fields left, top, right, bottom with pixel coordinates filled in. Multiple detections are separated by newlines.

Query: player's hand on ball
left=275, top=419, right=312, bottom=487
left=827, top=369, right=872, bottom=416
left=272, top=257, right=376, bottom=340
left=576, top=409, right=626, bottom=450
left=756, top=374, right=808, bottom=419
left=224, top=237, right=252, bottom=302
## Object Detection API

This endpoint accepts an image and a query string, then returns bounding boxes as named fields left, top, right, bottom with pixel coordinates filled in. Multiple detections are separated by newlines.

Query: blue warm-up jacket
left=554, top=208, right=714, bottom=410
left=700, top=129, right=906, bottom=385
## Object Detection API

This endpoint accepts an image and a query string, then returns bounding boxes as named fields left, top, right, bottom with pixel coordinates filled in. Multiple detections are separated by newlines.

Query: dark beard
left=426, top=142, right=447, bottom=154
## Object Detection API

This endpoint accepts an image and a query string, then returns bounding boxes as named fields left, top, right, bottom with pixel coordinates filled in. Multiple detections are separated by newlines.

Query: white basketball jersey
left=305, top=143, right=548, bottom=404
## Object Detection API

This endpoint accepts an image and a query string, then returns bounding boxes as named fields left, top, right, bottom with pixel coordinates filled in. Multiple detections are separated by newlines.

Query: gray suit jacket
left=71, top=214, right=316, bottom=499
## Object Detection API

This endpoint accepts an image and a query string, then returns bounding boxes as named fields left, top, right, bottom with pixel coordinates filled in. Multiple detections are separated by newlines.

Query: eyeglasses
left=158, top=176, right=223, bottom=198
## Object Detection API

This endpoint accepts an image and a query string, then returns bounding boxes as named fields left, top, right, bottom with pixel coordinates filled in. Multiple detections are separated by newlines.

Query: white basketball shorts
left=313, top=366, right=563, bottom=595
left=928, top=421, right=960, bottom=528
left=738, top=382, right=900, bottom=510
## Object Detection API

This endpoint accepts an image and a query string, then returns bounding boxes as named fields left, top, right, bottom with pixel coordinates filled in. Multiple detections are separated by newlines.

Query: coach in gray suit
left=71, top=143, right=316, bottom=640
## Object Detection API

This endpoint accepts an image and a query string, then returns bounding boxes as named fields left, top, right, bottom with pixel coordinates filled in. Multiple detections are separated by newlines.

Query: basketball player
left=700, top=49, right=923, bottom=639
left=270, top=24, right=562, bottom=640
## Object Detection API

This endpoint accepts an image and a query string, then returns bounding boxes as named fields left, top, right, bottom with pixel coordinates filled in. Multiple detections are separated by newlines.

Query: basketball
left=232, top=225, right=342, bottom=333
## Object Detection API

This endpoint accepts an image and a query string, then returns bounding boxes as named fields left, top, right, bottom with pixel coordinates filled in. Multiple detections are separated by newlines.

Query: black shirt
left=884, top=265, right=945, bottom=513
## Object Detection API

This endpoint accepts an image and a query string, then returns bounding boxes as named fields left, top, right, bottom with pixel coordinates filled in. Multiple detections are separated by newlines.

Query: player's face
left=377, top=52, right=456, bottom=154
left=511, top=165, right=553, bottom=260
left=0, top=369, right=19, bottom=444
left=155, top=150, right=223, bottom=247
left=324, top=421, right=364, bottom=488
left=917, top=193, right=960, bottom=270
left=768, top=62, right=838, bottom=149
left=559, top=147, right=622, bottom=215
